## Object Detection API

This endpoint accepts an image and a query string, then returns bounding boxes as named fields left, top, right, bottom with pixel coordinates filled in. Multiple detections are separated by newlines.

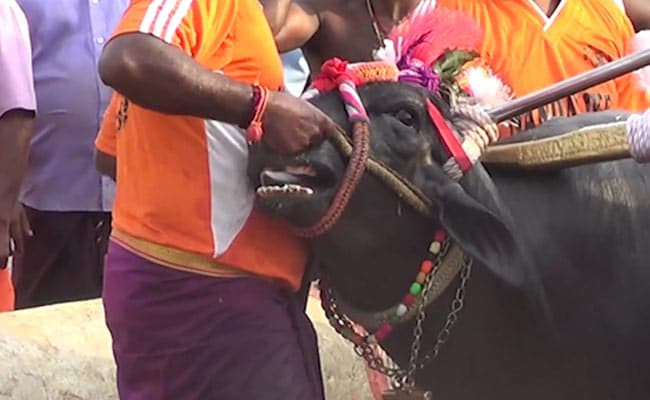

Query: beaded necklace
left=321, top=229, right=448, bottom=345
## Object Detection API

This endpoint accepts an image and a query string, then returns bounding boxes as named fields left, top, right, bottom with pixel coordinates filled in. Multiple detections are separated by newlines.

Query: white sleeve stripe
left=139, top=0, right=193, bottom=44
left=139, top=0, right=166, bottom=33
left=152, top=0, right=181, bottom=37
left=163, top=0, right=194, bottom=43
left=612, top=0, right=626, bottom=12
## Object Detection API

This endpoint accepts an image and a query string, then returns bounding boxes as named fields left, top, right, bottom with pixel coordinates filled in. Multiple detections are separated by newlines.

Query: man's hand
left=262, top=91, right=338, bottom=154
left=9, top=203, right=32, bottom=255
left=0, top=203, right=32, bottom=262
left=0, top=227, right=9, bottom=266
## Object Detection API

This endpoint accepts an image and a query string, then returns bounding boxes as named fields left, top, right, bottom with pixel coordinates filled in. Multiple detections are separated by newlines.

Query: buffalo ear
left=416, top=164, right=525, bottom=286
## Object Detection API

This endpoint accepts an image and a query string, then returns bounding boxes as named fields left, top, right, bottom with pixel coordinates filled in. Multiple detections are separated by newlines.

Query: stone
left=0, top=298, right=374, bottom=400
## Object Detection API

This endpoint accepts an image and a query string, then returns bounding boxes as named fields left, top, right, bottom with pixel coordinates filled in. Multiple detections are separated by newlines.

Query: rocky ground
left=0, top=297, right=374, bottom=400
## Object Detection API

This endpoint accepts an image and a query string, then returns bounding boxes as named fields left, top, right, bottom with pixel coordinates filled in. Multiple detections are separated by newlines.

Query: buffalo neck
left=311, top=177, right=436, bottom=311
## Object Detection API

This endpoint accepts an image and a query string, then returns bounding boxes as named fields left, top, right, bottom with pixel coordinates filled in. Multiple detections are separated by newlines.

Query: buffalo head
left=248, top=82, right=532, bottom=298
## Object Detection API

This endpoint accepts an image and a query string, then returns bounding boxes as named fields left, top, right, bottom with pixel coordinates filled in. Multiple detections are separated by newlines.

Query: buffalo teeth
left=256, top=184, right=314, bottom=197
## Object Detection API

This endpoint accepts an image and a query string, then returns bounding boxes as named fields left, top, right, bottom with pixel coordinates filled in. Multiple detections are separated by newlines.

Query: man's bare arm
left=99, top=33, right=255, bottom=127
left=623, top=0, right=650, bottom=31
left=0, top=110, right=33, bottom=234
left=261, top=0, right=293, bottom=35
left=261, top=0, right=320, bottom=52
left=98, top=31, right=335, bottom=155
left=274, top=2, right=320, bottom=52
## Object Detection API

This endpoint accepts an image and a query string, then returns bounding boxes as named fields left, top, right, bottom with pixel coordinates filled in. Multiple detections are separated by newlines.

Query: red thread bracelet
left=246, top=86, right=270, bottom=144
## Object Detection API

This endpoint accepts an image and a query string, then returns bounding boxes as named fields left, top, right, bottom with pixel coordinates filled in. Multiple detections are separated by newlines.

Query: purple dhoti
left=103, top=241, right=325, bottom=400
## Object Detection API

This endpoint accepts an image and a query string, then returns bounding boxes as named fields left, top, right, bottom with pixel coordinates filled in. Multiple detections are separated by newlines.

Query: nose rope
left=292, top=59, right=399, bottom=238
left=292, top=121, right=371, bottom=238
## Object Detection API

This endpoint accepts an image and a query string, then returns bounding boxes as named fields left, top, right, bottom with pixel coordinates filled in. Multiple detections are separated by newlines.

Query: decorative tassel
left=456, top=59, right=513, bottom=108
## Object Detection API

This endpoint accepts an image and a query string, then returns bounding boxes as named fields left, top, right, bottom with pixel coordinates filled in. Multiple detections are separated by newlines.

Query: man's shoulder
left=572, top=0, right=632, bottom=36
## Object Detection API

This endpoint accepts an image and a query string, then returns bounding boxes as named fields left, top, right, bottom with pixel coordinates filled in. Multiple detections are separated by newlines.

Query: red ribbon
left=426, top=100, right=471, bottom=172
left=311, top=58, right=361, bottom=92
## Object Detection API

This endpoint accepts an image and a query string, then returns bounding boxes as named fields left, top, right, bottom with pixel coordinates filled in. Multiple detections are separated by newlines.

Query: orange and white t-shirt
left=96, top=0, right=308, bottom=290
left=437, top=0, right=650, bottom=135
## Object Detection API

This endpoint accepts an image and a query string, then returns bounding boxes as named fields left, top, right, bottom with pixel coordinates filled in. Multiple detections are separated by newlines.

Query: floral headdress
left=375, top=0, right=512, bottom=108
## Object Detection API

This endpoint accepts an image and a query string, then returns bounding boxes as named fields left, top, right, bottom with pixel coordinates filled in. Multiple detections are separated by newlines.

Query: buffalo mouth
left=255, top=162, right=337, bottom=201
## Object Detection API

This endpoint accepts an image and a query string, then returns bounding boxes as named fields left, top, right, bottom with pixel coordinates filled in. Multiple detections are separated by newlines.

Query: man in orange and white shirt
left=96, top=0, right=336, bottom=398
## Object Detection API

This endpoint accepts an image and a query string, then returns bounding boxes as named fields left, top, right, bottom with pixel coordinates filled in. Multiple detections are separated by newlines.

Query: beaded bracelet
left=246, top=85, right=270, bottom=144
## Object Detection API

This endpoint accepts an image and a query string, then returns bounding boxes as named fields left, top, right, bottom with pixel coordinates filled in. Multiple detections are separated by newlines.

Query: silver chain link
left=393, top=255, right=472, bottom=390
left=415, top=256, right=472, bottom=370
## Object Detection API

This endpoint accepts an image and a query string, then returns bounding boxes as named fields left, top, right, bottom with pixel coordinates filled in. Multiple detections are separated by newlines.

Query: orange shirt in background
left=438, top=0, right=650, bottom=136
left=0, top=267, right=14, bottom=312
left=96, top=0, right=307, bottom=291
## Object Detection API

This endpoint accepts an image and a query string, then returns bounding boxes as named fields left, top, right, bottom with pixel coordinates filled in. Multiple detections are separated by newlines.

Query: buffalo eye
left=393, top=109, right=417, bottom=128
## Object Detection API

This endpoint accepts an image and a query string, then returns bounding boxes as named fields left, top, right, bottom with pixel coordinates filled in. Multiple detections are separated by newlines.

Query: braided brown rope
left=293, top=121, right=372, bottom=238
left=326, top=125, right=435, bottom=219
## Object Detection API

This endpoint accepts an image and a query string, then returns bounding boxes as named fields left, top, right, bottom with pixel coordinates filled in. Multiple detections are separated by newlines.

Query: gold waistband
left=111, top=229, right=250, bottom=279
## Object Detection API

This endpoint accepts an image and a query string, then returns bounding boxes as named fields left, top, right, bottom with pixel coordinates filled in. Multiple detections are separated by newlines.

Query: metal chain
left=324, top=288, right=403, bottom=377
left=393, top=255, right=473, bottom=390
left=398, top=251, right=439, bottom=389
left=416, top=256, right=472, bottom=369
left=320, top=241, right=472, bottom=387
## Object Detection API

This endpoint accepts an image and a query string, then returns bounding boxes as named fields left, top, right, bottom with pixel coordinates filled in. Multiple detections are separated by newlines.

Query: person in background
left=432, top=0, right=650, bottom=135
left=0, top=0, right=36, bottom=312
left=269, top=0, right=650, bottom=137
left=9, top=0, right=128, bottom=309
left=623, top=0, right=650, bottom=32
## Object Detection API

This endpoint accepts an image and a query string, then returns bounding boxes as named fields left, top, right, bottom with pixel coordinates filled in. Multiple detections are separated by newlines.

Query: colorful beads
left=325, top=229, right=449, bottom=347
left=420, top=260, right=433, bottom=274
left=429, top=241, right=442, bottom=254
left=395, top=303, right=408, bottom=317
left=375, top=323, right=394, bottom=341
left=410, top=282, right=422, bottom=296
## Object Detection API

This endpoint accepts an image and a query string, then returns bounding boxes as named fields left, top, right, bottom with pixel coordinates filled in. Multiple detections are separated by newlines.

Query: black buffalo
left=248, top=81, right=650, bottom=400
